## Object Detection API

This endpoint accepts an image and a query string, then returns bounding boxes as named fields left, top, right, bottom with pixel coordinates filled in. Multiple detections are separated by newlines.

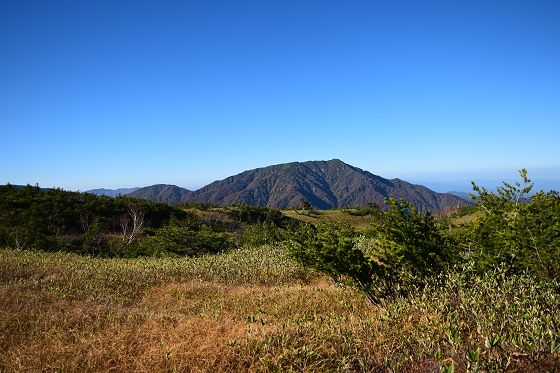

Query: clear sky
left=1, top=0, right=559, bottom=192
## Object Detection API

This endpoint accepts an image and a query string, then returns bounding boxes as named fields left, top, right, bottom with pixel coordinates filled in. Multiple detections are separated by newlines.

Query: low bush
left=289, top=198, right=454, bottom=305
left=147, top=223, right=235, bottom=257
left=242, top=220, right=285, bottom=247
left=459, top=170, right=560, bottom=280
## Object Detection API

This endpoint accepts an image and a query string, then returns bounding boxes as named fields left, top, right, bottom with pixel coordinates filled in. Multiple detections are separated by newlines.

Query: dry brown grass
left=1, top=287, right=241, bottom=372
left=1, top=248, right=559, bottom=372
left=0, top=276, right=369, bottom=372
left=0, top=247, right=311, bottom=372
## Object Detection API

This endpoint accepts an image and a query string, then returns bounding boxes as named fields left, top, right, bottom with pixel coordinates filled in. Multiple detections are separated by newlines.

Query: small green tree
left=465, top=169, right=560, bottom=279
left=242, top=220, right=284, bottom=247
left=300, top=199, right=312, bottom=211
left=148, top=223, right=235, bottom=257
left=289, top=198, right=454, bottom=306
left=290, top=222, right=384, bottom=305
left=82, top=217, right=106, bottom=256
left=365, top=198, right=454, bottom=278
left=297, top=199, right=314, bottom=216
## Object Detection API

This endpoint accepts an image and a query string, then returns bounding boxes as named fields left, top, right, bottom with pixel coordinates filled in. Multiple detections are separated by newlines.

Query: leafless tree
left=79, top=210, right=92, bottom=233
left=12, top=228, right=29, bottom=250
left=7, top=224, right=32, bottom=250
left=119, top=202, right=145, bottom=245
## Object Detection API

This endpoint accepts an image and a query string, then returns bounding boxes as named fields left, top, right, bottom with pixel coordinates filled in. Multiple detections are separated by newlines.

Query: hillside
left=128, top=184, right=193, bottom=204
left=448, top=191, right=471, bottom=201
left=129, top=160, right=469, bottom=212
left=194, top=159, right=471, bottom=212
left=2, top=172, right=558, bottom=371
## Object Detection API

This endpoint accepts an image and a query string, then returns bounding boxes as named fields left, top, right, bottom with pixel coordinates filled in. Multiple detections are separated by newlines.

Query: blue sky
left=1, top=0, right=559, bottom=192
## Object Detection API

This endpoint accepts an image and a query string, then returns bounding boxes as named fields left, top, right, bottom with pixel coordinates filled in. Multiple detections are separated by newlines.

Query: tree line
left=1, top=170, right=558, bottom=294
left=0, top=184, right=293, bottom=257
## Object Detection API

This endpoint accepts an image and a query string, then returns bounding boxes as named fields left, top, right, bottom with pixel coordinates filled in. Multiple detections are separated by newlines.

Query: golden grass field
left=1, top=244, right=559, bottom=372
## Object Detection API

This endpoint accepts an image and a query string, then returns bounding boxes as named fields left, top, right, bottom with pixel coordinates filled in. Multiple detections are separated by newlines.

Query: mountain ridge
left=86, top=187, right=140, bottom=197
left=127, top=159, right=469, bottom=212
left=128, top=184, right=193, bottom=204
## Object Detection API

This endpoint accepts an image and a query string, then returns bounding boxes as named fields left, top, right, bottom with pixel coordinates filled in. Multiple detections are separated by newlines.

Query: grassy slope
left=1, top=246, right=559, bottom=372
left=282, top=208, right=481, bottom=234
left=282, top=209, right=377, bottom=232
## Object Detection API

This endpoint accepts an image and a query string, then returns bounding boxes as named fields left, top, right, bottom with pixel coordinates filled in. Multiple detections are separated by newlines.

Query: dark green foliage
left=225, top=205, right=295, bottom=246
left=226, top=205, right=285, bottom=226
left=450, top=204, right=477, bottom=218
left=290, top=198, right=455, bottom=305
left=242, top=220, right=285, bottom=247
left=82, top=217, right=107, bottom=256
left=0, top=184, right=187, bottom=255
left=461, top=170, right=560, bottom=279
left=178, top=201, right=218, bottom=210
left=147, top=221, right=235, bottom=257
left=290, top=223, right=382, bottom=303
left=365, top=198, right=455, bottom=278
left=343, top=203, right=382, bottom=216
left=0, top=185, right=299, bottom=258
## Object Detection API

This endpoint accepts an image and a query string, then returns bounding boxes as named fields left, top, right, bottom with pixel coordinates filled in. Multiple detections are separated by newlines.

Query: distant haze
left=406, top=167, right=560, bottom=193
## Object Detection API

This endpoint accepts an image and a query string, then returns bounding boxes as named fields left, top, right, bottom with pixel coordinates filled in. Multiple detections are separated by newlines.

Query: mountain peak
left=128, top=184, right=192, bottom=204
left=123, top=160, right=469, bottom=211
left=183, top=160, right=468, bottom=212
left=303, top=158, right=347, bottom=166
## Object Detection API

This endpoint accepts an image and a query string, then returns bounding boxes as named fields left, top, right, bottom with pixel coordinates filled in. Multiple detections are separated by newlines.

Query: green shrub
left=242, top=220, right=285, bottom=247
left=290, top=222, right=385, bottom=305
left=0, top=184, right=188, bottom=255
left=343, top=203, right=382, bottom=216
left=364, top=198, right=455, bottom=278
left=81, top=217, right=107, bottom=256
left=227, top=205, right=285, bottom=225
left=289, top=198, right=455, bottom=305
left=148, top=224, right=235, bottom=257
left=460, top=170, right=560, bottom=280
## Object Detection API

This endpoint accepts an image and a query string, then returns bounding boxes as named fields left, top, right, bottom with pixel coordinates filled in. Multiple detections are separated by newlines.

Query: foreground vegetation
left=0, top=185, right=291, bottom=257
left=1, top=246, right=558, bottom=372
left=1, top=170, right=559, bottom=371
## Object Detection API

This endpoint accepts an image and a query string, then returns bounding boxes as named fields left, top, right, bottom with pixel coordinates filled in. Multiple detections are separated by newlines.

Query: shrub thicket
left=147, top=223, right=235, bottom=257
left=289, top=170, right=559, bottom=305
left=460, top=170, right=560, bottom=280
left=289, top=199, right=454, bottom=305
left=242, top=220, right=285, bottom=247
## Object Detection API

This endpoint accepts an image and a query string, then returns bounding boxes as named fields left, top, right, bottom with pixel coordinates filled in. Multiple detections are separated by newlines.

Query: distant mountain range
left=86, top=187, right=139, bottom=197
left=127, top=159, right=469, bottom=212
